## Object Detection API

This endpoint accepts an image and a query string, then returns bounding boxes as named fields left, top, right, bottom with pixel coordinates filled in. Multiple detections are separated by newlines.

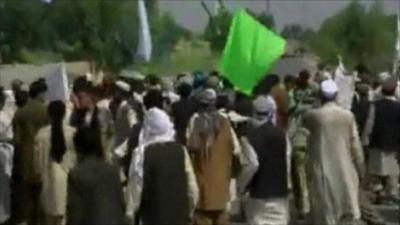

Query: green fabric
left=220, top=10, right=286, bottom=95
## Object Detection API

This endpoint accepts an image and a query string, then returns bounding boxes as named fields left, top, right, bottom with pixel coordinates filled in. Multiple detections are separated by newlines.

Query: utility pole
left=201, top=1, right=220, bottom=35
left=266, top=0, right=270, bottom=15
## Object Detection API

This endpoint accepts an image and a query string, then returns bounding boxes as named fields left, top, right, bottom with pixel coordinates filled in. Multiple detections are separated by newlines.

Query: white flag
left=46, top=63, right=69, bottom=102
left=334, top=55, right=346, bottom=79
left=136, top=0, right=152, bottom=63
left=41, top=0, right=52, bottom=3
left=394, top=14, right=400, bottom=75
left=334, top=58, right=354, bottom=111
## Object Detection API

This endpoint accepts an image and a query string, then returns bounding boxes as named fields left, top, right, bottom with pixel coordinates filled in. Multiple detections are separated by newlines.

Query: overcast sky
left=159, top=0, right=399, bottom=33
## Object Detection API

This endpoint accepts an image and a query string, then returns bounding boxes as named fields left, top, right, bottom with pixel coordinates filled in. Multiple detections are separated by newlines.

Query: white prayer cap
left=198, top=88, right=217, bottom=105
left=321, top=79, right=338, bottom=98
left=379, top=72, right=391, bottom=83
left=176, top=74, right=193, bottom=87
left=115, top=80, right=131, bottom=92
left=161, top=78, right=173, bottom=91
left=120, top=70, right=145, bottom=81
left=131, top=71, right=145, bottom=81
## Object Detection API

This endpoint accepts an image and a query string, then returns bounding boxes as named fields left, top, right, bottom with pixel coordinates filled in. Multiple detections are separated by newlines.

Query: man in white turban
left=303, top=79, right=365, bottom=225
left=113, top=80, right=139, bottom=149
left=244, top=95, right=289, bottom=225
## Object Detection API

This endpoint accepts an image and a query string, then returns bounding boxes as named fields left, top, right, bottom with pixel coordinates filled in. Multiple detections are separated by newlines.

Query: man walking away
left=304, top=80, right=364, bottom=225
left=67, top=127, right=125, bottom=225
left=187, top=88, right=238, bottom=225
left=12, top=79, right=49, bottom=225
left=364, top=77, right=400, bottom=204
left=245, top=95, right=289, bottom=225
left=128, top=107, right=198, bottom=225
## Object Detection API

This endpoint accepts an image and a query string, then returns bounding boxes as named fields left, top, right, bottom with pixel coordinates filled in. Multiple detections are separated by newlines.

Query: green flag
left=220, top=10, right=286, bottom=95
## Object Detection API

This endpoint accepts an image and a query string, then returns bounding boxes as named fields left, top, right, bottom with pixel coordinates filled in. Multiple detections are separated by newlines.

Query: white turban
left=252, top=95, right=277, bottom=126
left=253, top=95, right=276, bottom=114
left=161, top=78, right=174, bottom=92
left=115, top=80, right=131, bottom=92
left=130, top=107, right=176, bottom=199
left=379, top=72, right=391, bottom=83
left=139, top=107, right=175, bottom=146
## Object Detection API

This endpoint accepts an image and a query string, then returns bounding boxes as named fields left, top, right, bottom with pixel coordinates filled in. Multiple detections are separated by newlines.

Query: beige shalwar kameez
left=304, top=102, right=364, bottom=225
left=34, top=124, right=77, bottom=225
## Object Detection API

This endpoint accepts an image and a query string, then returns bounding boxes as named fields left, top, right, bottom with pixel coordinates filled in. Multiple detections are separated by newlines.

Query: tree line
left=0, top=0, right=397, bottom=74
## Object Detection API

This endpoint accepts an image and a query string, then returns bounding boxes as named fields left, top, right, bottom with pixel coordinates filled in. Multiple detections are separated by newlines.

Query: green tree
left=151, top=12, right=192, bottom=60
left=257, top=12, right=275, bottom=30
left=309, top=1, right=396, bottom=71
left=281, top=24, right=314, bottom=41
left=0, top=0, right=53, bottom=61
left=0, top=0, right=191, bottom=72
left=145, top=0, right=159, bottom=17
left=246, top=9, right=275, bottom=30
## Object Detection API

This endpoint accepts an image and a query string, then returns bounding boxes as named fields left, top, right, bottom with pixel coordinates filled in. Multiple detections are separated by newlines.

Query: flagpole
left=394, top=2, right=400, bottom=77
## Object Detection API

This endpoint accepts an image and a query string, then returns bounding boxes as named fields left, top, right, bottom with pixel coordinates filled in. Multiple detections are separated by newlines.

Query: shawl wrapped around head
left=129, top=107, right=175, bottom=185
left=127, top=107, right=176, bottom=218
left=251, top=95, right=277, bottom=127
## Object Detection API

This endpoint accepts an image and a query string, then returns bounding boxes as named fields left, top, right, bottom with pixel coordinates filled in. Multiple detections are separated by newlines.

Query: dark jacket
left=351, top=95, right=370, bottom=137
left=370, top=98, right=400, bottom=152
left=140, top=142, right=189, bottom=225
left=13, top=98, right=49, bottom=183
left=67, top=157, right=125, bottom=225
left=247, top=122, right=288, bottom=199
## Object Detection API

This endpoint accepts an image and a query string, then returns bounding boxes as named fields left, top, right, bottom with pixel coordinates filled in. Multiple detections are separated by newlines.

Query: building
left=0, top=61, right=90, bottom=89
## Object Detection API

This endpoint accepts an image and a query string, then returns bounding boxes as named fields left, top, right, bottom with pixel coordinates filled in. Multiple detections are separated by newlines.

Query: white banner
left=46, top=63, right=69, bottom=102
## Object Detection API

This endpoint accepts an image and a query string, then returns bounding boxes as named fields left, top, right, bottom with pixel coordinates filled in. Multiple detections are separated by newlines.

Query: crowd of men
left=0, top=67, right=399, bottom=225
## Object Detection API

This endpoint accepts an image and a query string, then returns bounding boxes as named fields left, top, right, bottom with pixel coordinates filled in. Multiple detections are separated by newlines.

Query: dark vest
left=351, top=96, right=370, bottom=136
left=370, top=98, right=400, bottom=152
left=246, top=122, right=288, bottom=199
left=140, top=142, right=189, bottom=225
